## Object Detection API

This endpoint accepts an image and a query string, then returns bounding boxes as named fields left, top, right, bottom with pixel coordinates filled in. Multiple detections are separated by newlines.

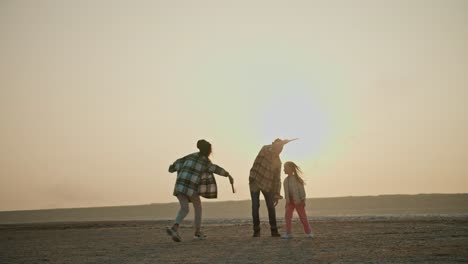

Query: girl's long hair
left=285, top=161, right=305, bottom=185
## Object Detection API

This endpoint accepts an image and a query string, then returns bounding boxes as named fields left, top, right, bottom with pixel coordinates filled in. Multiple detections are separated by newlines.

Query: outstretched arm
left=207, top=163, right=234, bottom=184
left=207, top=163, right=229, bottom=176
left=168, top=157, right=185, bottom=173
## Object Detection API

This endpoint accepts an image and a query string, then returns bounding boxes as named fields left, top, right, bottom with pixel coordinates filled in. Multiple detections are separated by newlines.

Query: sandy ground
left=1, top=216, right=467, bottom=264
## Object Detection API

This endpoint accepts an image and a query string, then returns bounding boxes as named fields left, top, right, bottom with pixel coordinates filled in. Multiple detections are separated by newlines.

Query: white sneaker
left=307, top=233, right=314, bottom=238
left=281, top=233, right=293, bottom=239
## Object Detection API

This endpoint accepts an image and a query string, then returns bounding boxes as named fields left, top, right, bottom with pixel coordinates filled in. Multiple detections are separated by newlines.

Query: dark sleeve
left=168, top=155, right=189, bottom=173
left=207, top=163, right=230, bottom=176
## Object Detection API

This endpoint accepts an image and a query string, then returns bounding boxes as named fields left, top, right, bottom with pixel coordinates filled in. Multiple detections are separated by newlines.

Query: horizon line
left=1, top=192, right=467, bottom=213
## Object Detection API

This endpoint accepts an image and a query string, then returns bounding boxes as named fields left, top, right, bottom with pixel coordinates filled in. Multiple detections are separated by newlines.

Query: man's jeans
left=250, top=188, right=278, bottom=233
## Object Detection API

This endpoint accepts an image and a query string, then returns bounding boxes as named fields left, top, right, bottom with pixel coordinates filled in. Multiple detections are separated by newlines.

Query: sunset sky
left=1, top=0, right=467, bottom=211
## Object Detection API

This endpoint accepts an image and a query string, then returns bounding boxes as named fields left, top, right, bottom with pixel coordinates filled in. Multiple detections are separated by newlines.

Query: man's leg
left=262, top=190, right=280, bottom=237
left=250, top=187, right=261, bottom=236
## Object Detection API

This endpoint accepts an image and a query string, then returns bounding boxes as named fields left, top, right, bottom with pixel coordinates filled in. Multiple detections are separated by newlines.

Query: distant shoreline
left=1, top=193, right=467, bottom=224
left=2, top=193, right=467, bottom=213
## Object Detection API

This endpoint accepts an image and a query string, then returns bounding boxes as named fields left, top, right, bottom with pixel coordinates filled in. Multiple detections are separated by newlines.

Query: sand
left=1, top=216, right=467, bottom=263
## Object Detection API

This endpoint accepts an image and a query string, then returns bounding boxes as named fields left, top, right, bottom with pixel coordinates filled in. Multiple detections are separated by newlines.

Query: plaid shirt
left=249, top=145, right=282, bottom=196
left=169, top=152, right=229, bottom=198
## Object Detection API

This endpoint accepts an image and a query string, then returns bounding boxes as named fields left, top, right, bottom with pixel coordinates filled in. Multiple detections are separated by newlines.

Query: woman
left=166, top=139, right=234, bottom=242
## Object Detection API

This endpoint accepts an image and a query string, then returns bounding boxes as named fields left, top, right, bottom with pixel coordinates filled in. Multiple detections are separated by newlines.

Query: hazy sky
left=1, top=0, right=467, bottom=211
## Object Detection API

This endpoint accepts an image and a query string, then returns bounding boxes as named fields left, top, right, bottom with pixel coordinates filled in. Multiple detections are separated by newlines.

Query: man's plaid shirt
left=249, top=145, right=282, bottom=196
left=169, top=152, right=229, bottom=198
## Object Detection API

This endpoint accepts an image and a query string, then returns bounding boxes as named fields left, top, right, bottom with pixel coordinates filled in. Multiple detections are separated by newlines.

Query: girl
left=282, top=161, right=313, bottom=239
left=166, top=139, right=234, bottom=242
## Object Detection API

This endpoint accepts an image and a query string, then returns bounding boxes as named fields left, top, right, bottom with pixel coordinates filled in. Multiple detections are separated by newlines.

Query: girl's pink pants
left=284, top=200, right=312, bottom=234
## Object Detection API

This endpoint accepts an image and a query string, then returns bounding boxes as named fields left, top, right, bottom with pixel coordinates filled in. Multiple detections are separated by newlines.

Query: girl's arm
left=299, top=180, right=306, bottom=201
left=283, top=178, right=289, bottom=202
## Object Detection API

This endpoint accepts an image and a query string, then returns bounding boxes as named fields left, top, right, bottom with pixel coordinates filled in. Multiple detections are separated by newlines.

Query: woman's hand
left=228, top=175, right=235, bottom=193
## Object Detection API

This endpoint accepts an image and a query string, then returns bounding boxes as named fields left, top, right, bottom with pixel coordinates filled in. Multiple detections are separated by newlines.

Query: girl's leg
left=284, top=201, right=295, bottom=234
left=191, top=195, right=202, bottom=235
left=174, top=194, right=190, bottom=230
left=295, top=202, right=312, bottom=234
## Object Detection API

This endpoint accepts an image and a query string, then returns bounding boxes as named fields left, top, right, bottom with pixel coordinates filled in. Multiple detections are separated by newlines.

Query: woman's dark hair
left=197, top=139, right=212, bottom=158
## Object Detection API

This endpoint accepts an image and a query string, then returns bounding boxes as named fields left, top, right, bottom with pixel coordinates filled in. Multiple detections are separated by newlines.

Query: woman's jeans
left=175, top=194, right=202, bottom=232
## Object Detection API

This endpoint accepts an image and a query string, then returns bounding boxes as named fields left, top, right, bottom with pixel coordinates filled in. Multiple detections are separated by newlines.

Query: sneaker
left=271, top=232, right=281, bottom=237
left=166, top=227, right=181, bottom=242
left=193, top=233, right=207, bottom=240
left=281, top=233, right=293, bottom=239
left=307, top=233, right=314, bottom=238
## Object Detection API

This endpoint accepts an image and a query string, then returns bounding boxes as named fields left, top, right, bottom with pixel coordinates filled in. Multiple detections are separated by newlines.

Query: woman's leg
left=295, top=201, right=312, bottom=234
left=284, top=201, right=295, bottom=234
left=191, top=195, right=202, bottom=235
left=174, top=194, right=190, bottom=230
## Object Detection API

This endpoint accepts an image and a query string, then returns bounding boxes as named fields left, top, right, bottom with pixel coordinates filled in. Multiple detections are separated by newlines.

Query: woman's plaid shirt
left=169, top=152, right=230, bottom=197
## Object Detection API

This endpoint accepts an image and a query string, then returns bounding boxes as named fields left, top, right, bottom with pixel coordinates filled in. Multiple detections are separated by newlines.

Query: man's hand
left=273, top=194, right=283, bottom=207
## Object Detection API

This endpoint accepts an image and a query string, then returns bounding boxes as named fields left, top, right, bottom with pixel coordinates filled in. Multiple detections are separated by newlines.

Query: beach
left=1, top=216, right=467, bottom=264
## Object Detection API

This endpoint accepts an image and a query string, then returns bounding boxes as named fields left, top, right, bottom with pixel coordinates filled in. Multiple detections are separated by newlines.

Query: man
left=249, top=138, right=298, bottom=237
